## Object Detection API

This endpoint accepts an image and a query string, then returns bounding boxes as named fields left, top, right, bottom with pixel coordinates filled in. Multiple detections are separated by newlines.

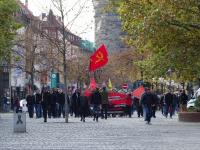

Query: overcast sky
left=20, top=0, right=95, bottom=42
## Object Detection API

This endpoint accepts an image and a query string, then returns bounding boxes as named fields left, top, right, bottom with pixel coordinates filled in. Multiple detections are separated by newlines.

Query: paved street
left=0, top=113, right=200, bottom=150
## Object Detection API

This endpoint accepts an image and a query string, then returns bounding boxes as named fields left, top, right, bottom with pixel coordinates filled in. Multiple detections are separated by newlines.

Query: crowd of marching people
left=11, top=85, right=189, bottom=125
left=17, top=87, right=109, bottom=123
left=138, top=88, right=188, bottom=124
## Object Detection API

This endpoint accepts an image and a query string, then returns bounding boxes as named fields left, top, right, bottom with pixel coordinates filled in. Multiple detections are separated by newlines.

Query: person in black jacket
left=26, top=92, right=35, bottom=118
left=57, top=89, right=65, bottom=118
left=35, top=90, right=42, bottom=118
left=91, top=88, right=102, bottom=122
left=50, top=89, right=57, bottom=118
left=71, top=89, right=80, bottom=117
left=79, top=92, right=89, bottom=122
left=42, top=88, right=51, bottom=122
left=134, top=97, right=143, bottom=118
left=152, top=92, right=159, bottom=118
left=164, top=91, right=173, bottom=118
left=140, top=88, right=154, bottom=124
left=179, top=90, right=188, bottom=112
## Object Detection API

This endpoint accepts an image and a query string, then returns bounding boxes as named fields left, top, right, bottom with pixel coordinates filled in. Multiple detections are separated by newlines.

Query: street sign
left=122, top=83, right=128, bottom=89
left=51, top=73, right=59, bottom=88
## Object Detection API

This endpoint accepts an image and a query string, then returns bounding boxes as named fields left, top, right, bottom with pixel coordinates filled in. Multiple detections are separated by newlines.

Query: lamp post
left=159, top=77, right=164, bottom=94
left=167, top=68, right=172, bottom=91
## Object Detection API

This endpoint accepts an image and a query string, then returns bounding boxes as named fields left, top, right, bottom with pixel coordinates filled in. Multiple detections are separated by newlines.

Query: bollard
left=13, top=111, right=26, bottom=133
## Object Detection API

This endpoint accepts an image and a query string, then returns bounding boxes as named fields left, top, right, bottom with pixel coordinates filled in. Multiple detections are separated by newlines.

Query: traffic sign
left=122, top=83, right=128, bottom=89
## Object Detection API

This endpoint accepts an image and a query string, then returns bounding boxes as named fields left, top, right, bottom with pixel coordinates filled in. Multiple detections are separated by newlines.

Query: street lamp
left=159, top=77, right=164, bottom=94
left=167, top=68, right=173, bottom=91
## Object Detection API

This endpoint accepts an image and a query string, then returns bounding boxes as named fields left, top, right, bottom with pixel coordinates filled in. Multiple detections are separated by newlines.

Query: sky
left=20, top=0, right=95, bottom=42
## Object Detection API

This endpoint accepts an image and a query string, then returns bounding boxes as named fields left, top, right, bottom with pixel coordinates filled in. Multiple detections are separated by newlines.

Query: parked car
left=86, top=90, right=131, bottom=115
left=187, top=88, right=200, bottom=109
left=187, top=98, right=196, bottom=109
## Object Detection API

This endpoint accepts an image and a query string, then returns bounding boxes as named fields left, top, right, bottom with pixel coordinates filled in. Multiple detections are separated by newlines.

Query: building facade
left=93, top=0, right=125, bottom=53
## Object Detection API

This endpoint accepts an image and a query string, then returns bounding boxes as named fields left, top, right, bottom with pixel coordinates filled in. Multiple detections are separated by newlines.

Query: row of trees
left=107, top=0, right=200, bottom=85
left=0, top=0, right=20, bottom=62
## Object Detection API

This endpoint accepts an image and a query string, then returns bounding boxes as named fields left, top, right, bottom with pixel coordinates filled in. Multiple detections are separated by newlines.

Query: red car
left=85, top=90, right=132, bottom=115
left=108, top=91, right=132, bottom=115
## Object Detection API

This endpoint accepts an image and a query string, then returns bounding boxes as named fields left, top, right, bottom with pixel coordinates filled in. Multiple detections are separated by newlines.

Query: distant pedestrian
left=79, top=92, right=89, bottom=122
left=140, top=88, right=154, bottom=125
left=57, top=89, right=65, bottom=118
left=152, top=92, right=159, bottom=118
left=126, top=93, right=132, bottom=118
left=71, top=89, right=80, bottom=117
left=164, top=91, right=173, bottom=118
left=101, top=87, right=109, bottom=119
left=35, top=90, right=42, bottom=118
left=134, top=97, right=143, bottom=118
left=42, top=88, right=51, bottom=122
left=50, top=89, right=57, bottom=118
left=91, top=88, right=102, bottom=122
left=2, top=94, right=9, bottom=112
left=179, top=90, right=188, bottom=112
left=14, top=97, right=20, bottom=113
left=26, top=92, right=35, bottom=118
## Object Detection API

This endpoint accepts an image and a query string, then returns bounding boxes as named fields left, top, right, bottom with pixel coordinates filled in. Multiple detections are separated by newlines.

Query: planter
left=178, top=112, right=200, bottom=122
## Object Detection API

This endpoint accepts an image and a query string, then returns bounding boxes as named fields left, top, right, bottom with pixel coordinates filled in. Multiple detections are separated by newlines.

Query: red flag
left=132, top=86, right=145, bottom=99
left=89, top=44, right=108, bottom=72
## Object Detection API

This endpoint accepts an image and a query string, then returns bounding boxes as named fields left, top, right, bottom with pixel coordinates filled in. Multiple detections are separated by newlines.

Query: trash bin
left=13, top=111, right=26, bottom=133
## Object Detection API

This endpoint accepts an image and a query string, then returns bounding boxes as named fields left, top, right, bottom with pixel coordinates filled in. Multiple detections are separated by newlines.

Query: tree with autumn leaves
left=0, top=0, right=20, bottom=62
left=108, top=0, right=200, bottom=85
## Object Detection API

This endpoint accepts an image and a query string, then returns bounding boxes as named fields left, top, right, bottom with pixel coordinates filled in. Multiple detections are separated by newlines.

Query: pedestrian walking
left=79, top=92, right=89, bottom=122
left=57, top=89, right=65, bottom=118
left=140, top=88, right=154, bottom=125
left=126, top=93, right=132, bottom=118
left=71, top=89, right=80, bottom=117
left=50, top=89, right=57, bottom=118
left=42, top=88, right=51, bottom=122
left=91, top=88, right=102, bottom=122
left=35, top=90, right=42, bottom=118
left=164, top=90, right=173, bottom=118
left=14, top=97, right=20, bottom=113
left=134, top=97, right=143, bottom=118
left=26, top=92, right=35, bottom=118
left=2, top=94, right=9, bottom=112
left=179, top=90, right=188, bottom=112
left=152, top=92, right=159, bottom=118
left=101, top=87, right=109, bottom=119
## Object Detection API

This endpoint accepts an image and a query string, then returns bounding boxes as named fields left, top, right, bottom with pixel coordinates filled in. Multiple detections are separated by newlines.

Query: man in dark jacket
left=91, top=88, right=102, bottom=122
left=26, top=92, right=35, bottom=118
left=164, top=91, right=173, bottom=118
left=134, top=97, right=143, bottom=118
left=71, top=89, right=80, bottom=117
left=141, top=88, right=154, bottom=124
left=50, top=89, right=57, bottom=118
left=101, top=87, right=109, bottom=119
left=179, top=90, right=188, bottom=112
left=79, top=93, right=89, bottom=122
left=42, top=88, right=51, bottom=122
left=35, top=90, right=42, bottom=118
left=57, top=89, right=65, bottom=118
left=152, top=92, right=159, bottom=118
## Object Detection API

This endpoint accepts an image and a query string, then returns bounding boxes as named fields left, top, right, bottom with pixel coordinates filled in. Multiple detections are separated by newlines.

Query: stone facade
left=93, top=0, right=125, bottom=53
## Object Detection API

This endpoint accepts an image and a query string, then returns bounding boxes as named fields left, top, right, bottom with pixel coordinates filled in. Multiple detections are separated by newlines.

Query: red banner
left=89, top=44, right=108, bottom=72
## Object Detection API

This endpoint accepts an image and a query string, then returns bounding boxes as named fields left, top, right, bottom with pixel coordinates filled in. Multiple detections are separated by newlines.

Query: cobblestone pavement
left=0, top=112, right=200, bottom=150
